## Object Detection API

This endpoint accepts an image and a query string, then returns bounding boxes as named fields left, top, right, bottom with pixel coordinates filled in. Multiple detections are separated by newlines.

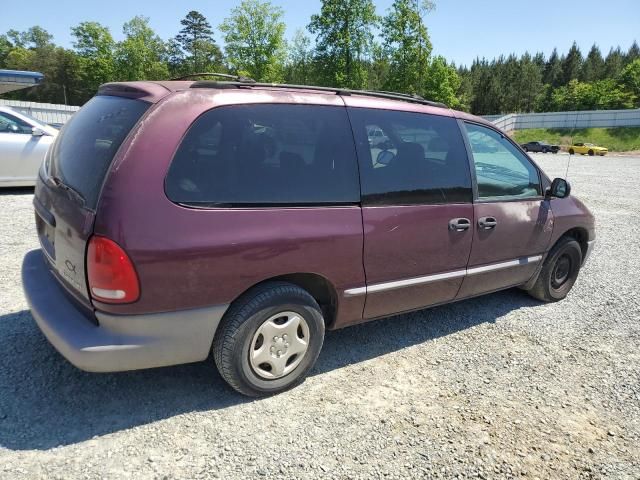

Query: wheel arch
left=557, top=227, right=589, bottom=260
left=227, top=273, right=339, bottom=328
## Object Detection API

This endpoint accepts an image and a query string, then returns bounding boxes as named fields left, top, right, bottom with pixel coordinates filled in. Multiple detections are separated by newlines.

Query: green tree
left=543, top=48, right=563, bottom=87
left=381, top=0, right=433, bottom=95
left=115, top=16, right=169, bottom=81
left=562, top=42, right=583, bottom=84
left=175, top=11, right=223, bottom=74
left=627, top=41, right=640, bottom=64
left=424, top=56, right=461, bottom=108
left=71, top=22, right=116, bottom=99
left=604, top=47, right=625, bottom=78
left=581, top=44, right=604, bottom=82
left=0, top=35, right=13, bottom=68
left=550, top=79, right=634, bottom=111
left=619, top=59, right=640, bottom=106
left=220, top=0, right=287, bottom=82
left=284, top=29, right=313, bottom=84
left=308, top=0, right=378, bottom=89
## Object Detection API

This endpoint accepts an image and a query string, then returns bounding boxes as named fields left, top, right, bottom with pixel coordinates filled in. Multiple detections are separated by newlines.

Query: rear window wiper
left=51, top=175, right=86, bottom=207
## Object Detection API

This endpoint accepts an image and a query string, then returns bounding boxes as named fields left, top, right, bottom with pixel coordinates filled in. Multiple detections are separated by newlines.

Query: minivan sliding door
left=347, top=107, right=474, bottom=320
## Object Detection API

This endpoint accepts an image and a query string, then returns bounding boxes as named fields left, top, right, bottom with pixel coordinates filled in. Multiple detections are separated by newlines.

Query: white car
left=0, top=106, right=58, bottom=187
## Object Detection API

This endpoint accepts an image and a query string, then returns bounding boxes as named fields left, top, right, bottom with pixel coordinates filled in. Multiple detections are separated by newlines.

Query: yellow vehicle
left=568, top=143, right=608, bottom=156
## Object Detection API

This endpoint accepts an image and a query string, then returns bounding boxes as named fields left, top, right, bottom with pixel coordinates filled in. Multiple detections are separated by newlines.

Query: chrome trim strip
left=367, top=269, right=467, bottom=294
left=343, top=286, right=367, bottom=297
left=343, top=255, right=543, bottom=297
left=466, top=255, right=542, bottom=276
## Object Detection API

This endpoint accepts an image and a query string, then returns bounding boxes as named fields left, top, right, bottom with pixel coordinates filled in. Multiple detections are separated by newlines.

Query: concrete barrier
left=486, top=109, right=640, bottom=132
left=0, top=99, right=79, bottom=125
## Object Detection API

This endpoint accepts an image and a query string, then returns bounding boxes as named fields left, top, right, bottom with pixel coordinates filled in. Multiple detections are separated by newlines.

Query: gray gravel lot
left=0, top=153, right=639, bottom=479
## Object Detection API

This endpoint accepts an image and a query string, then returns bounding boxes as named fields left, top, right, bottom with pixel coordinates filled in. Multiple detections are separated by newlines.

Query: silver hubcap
left=249, top=311, right=310, bottom=379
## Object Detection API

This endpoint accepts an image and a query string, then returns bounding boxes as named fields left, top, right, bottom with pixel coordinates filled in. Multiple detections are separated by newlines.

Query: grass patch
left=512, top=127, right=640, bottom=152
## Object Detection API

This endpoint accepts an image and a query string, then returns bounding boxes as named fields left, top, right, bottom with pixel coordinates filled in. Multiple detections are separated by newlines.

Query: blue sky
left=2, top=0, right=638, bottom=66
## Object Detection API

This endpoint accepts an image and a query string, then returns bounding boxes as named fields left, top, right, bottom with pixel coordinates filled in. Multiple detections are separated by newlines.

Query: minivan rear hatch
left=34, top=95, right=150, bottom=304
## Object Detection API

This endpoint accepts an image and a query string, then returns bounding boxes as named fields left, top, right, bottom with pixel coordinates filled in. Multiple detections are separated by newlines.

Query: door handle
left=449, top=218, right=471, bottom=232
left=478, top=216, right=498, bottom=229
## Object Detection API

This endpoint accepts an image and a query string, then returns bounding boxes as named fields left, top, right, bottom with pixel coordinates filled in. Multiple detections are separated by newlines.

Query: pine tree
left=544, top=48, right=563, bottom=87
left=581, top=44, right=604, bottom=82
left=176, top=11, right=222, bottom=74
left=561, top=42, right=583, bottom=84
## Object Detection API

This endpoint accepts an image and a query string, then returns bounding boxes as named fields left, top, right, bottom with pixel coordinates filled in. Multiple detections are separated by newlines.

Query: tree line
left=461, top=43, right=640, bottom=114
left=1, top=0, right=638, bottom=116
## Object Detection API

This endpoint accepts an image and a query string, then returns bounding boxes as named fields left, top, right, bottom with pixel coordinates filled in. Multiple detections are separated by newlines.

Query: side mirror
left=546, top=178, right=571, bottom=199
left=32, top=127, right=46, bottom=137
left=376, top=150, right=395, bottom=166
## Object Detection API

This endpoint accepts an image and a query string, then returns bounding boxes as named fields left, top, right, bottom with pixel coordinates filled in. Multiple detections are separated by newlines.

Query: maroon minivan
left=22, top=80, right=595, bottom=396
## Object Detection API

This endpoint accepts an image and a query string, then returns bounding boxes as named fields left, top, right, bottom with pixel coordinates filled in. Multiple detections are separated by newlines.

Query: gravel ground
left=0, top=153, right=639, bottom=479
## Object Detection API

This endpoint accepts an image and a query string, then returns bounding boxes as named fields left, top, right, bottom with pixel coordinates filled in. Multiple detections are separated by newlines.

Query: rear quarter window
left=166, top=104, right=360, bottom=207
left=50, top=95, right=149, bottom=209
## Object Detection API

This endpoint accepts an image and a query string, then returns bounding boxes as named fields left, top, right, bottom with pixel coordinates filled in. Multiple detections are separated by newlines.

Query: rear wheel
left=213, top=282, right=325, bottom=397
left=526, top=237, right=582, bottom=302
left=523, top=146, right=529, bottom=152
left=568, top=148, right=575, bottom=155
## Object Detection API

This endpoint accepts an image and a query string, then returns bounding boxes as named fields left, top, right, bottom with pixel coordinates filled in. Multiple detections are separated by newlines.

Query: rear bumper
left=22, top=249, right=228, bottom=372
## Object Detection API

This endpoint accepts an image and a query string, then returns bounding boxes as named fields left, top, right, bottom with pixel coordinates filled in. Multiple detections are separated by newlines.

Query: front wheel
left=523, top=147, right=529, bottom=152
left=526, top=237, right=582, bottom=302
left=588, top=150, right=594, bottom=156
left=213, top=282, right=325, bottom=397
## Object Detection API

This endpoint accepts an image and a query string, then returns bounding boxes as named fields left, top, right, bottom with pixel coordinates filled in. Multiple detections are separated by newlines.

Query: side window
left=349, top=107, right=472, bottom=205
left=0, top=112, right=32, bottom=134
left=465, top=123, right=541, bottom=200
left=166, top=104, right=360, bottom=206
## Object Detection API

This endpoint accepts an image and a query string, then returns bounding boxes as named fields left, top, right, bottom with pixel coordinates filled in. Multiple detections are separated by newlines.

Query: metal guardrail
left=0, top=99, right=79, bottom=125
left=486, top=109, right=640, bottom=132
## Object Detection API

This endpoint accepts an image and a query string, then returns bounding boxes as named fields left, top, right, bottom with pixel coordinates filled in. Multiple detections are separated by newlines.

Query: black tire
left=213, top=281, right=325, bottom=397
left=542, top=148, right=548, bottom=153
left=552, top=150, right=558, bottom=154
left=526, top=237, right=582, bottom=302
left=523, top=146, right=528, bottom=152
left=568, top=148, right=575, bottom=155
left=588, top=149, right=594, bottom=156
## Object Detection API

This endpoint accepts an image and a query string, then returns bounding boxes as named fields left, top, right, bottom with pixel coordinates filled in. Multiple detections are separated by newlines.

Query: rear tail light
left=87, top=236, right=140, bottom=303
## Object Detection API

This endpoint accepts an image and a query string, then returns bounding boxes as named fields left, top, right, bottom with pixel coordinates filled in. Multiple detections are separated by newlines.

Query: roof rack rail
left=171, top=72, right=256, bottom=83
left=188, top=81, right=448, bottom=108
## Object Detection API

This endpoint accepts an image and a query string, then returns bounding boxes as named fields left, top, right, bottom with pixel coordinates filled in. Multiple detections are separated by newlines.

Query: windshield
left=49, top=95, right=149, bottom=210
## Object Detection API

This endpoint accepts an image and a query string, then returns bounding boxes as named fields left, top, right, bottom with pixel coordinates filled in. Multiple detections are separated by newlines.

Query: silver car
left=0, top=106, right=58, bottom=187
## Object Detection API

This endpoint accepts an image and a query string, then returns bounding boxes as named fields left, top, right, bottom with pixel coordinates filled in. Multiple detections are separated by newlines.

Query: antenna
left=565, top=110, right=580, bottom=180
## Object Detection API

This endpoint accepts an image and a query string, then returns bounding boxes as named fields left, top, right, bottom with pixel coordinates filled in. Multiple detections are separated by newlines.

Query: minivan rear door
left=348, top=106, right=474, bottom=319
left=34, top=95, right=150, bottom=304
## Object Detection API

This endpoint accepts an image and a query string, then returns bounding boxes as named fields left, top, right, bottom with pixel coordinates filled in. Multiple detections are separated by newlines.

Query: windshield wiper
left=51, top=175, right=86, bottom=207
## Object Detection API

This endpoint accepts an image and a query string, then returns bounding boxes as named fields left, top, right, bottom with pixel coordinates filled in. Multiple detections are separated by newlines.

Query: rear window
left=165, top=104, right=360, bottom=207
left=50, top=95, right=149, bottom=209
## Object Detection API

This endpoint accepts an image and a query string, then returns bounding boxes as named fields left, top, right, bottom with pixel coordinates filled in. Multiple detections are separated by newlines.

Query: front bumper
left=22, top=249, right=228, bottom=372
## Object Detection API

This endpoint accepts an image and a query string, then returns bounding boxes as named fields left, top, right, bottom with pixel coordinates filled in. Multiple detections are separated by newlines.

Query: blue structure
left=0, top=69, right=44, bottom=94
